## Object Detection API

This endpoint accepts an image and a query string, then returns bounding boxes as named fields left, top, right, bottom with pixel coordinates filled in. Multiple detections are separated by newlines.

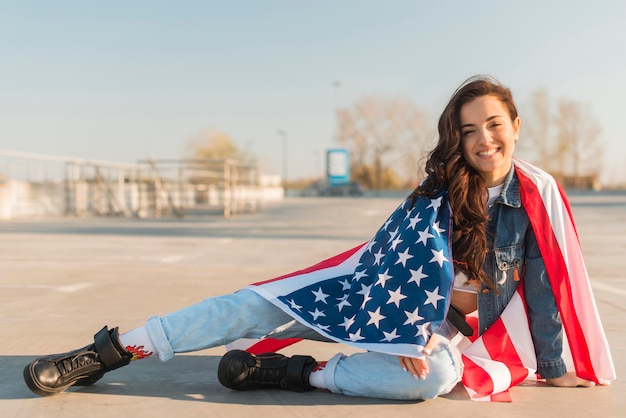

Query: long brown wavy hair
left=410, top=75, right=519, bottom=288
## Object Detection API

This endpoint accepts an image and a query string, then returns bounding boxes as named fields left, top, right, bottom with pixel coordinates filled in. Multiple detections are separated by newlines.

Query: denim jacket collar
left=493, top=165, right=521, bottom=208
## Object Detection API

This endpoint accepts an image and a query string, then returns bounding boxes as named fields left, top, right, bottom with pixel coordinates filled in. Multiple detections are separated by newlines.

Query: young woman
left=23, top=76, right=613, bottom=400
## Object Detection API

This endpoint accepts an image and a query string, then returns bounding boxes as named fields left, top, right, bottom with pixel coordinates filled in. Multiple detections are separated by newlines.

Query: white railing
left=0, top=151, right=283, bottom=220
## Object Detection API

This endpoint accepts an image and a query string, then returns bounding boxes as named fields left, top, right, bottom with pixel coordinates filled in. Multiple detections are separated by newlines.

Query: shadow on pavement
left=2, top=355, right=426, bottom=406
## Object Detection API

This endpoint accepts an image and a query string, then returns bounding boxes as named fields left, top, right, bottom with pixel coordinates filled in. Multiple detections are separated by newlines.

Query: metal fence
left=0, top=150, right=273, bottom=219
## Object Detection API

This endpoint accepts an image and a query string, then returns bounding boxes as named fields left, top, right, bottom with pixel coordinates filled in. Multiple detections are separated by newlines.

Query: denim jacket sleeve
left=522, top=225, right=567, bottom=379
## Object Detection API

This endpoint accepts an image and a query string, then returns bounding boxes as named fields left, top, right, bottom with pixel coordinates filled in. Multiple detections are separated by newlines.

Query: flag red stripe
left=244, top=338, right=303, bottom=355
left=489, top=391, right=512, bottom=402
left=481, top=319, right=529, bottom=387
left=465, top=315, right=479, bottom=343
left=461, top=356, right=495, bottom=397
left=516, top=168, right=597, bottom=381
left=556, top=182, right=580, bottom=239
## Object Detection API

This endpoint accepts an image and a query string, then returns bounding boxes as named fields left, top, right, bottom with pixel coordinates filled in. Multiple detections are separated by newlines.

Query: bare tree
left=186, top=129, right=255, bottom=163
left=520, top=89, right=553, bottom=170
left=335, top=97, right=431, bottom=189
left=555, top=100, right=602, bottom=178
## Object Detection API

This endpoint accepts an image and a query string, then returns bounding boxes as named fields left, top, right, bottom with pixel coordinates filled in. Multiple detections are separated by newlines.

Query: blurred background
left=1, top=0, right=624, bottom=218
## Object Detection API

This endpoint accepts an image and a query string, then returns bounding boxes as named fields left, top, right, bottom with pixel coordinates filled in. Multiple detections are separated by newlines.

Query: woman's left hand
left=398, top=334, right=439, bottom=380
left=545, top=371, right=595, bottom=387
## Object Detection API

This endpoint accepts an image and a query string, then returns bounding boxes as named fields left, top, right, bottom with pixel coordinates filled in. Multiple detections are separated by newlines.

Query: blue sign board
left=326, top=148, right=350, bottom=186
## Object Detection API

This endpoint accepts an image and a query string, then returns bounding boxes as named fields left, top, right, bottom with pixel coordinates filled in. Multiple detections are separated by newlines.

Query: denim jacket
left=477, top=166, right=566, bottom=379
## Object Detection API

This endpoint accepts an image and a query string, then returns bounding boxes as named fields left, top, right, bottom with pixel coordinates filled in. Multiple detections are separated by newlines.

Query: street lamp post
left=313, top=150, right=320, bottom=180
left=277, top=129, right=287, bottom=195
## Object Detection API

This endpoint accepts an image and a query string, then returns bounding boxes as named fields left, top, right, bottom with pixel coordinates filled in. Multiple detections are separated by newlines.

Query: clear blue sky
left=1, top=0, right=625, bottom=184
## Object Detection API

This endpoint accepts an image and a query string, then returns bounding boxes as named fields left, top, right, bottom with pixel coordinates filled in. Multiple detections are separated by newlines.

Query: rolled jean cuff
left=322, top=352, right=344, bottom=394
left=537, top=358, right=567, bottom=379
left=145, top=316, right=175, bottom=362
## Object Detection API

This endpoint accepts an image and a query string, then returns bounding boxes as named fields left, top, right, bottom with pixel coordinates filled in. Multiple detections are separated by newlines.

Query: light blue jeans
left=145, top=289, right=462, bottom=400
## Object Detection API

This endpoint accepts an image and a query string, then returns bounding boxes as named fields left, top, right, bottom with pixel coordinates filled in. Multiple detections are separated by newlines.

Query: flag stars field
left=265, top=193, right=453, bottom=351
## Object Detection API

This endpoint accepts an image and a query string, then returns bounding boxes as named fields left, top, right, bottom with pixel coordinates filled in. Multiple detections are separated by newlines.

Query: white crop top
left=453, top=270, right=478, bottom=294
left=487, top=184, right=503, bottom=208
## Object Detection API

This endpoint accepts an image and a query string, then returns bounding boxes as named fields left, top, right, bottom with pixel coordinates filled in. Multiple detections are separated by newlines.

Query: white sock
left=308, top=361, right=328, bottom=389
left=119, top=326, right=157, bottom=360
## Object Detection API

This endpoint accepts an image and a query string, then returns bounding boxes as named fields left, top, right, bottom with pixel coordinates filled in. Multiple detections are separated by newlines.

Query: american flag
left=457, top=159, right=615, bottom=401
left=248, top=193, right=454, bottom=357
left=239, top=158, right=615, bottom=402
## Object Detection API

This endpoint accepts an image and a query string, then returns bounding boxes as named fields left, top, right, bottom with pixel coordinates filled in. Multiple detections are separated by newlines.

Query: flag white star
left=407, top=212, right=422, bottom=230
left=388, top=226, right=399, bottom=241
left=339, top=315, right=356, bottom=330
left=336, top=294, right=352, bottom=312
left=394, top=247, right=413, bottom=267
left=432, top=221, right=446, bottom=236
left=407, top=266, right=428, bottom=287
left=373, top=248, right=385, bottom=265
left=390, top=234, right=403, bottom=250
left=381, top=328, right=401, bottom=342
left=357, top=283, right=373, bottom=308
left=403, top=307, right=424, bottom=325
left=309, top=307, right=326, bottom=320
left=382, top=218, right=393, bottom=231
left=312, top=287, right=330, bottom=304
left=365, top=238, right=377, bottom=252
left=375, top=269, right=393, bottom=288
left=404, top=207, right=414, bottom=220
left=367, top=307, right=386, bottom=328
left=424, top=286, right=445, bottom=308
left=357, top=283, right=372, bottom=296
left=429, top=249, right=448, bottom=267
left=427, top=196, right=442, bottom=211
left=349, top=328, right=366, bottom=341
left=316, top=323, right=331, bottom=332
left=416, top=227, right=434, bottom=246
left=353, top=270, right=368, bottom=281
left=416, top=322, right=431, bottom=339
left=386, top=286, right=407, bottom=308
left=339, top=278, right=351, bottom=291
left=288, top=299, right=302, bottom=312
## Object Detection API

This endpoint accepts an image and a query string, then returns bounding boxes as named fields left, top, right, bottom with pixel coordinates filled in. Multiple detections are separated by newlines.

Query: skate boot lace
left=58, top=351, right=98, bottom=375
left=247, top=363, right=284, bottom=384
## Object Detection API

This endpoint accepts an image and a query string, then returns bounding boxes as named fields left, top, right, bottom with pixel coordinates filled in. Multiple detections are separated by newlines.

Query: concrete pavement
left=1, top=194, right=624, bottom=417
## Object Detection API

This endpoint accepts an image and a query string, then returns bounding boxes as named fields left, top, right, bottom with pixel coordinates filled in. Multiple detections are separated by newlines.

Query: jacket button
left=482, top=288, right=490, bottom=294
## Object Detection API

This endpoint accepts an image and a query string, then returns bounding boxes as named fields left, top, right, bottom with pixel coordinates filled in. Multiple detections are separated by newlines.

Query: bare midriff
left=451, top=289, right=478, bottom=315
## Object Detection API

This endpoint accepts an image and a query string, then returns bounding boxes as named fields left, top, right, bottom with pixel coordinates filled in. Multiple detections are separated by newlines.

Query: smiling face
left=459, top=95, right=521, bottom=187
